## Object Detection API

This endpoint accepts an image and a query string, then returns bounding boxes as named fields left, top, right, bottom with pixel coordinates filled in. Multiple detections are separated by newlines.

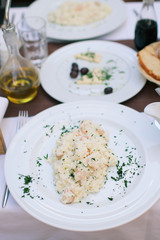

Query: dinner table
left=0, top=1, right=160, bottom=240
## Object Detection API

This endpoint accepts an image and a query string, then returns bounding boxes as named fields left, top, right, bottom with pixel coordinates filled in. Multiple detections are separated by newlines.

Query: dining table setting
left=0, top=0, right=160, bottom=239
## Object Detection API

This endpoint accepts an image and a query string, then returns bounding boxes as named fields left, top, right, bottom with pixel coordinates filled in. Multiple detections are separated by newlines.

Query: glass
left=134, top=0, right=157, bottom=51
left=17, top=16, right=48, bottom=68
left=0, top=24, right=40, bottom=104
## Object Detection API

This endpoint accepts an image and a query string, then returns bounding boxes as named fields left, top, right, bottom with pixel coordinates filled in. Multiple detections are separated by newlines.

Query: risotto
left=48, top=1, right=112, bottom=26
left=51, top=120, right=117, bottom=204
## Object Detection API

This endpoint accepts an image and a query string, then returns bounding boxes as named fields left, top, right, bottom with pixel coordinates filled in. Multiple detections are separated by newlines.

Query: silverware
left=2, top=110, right=28, bottom=208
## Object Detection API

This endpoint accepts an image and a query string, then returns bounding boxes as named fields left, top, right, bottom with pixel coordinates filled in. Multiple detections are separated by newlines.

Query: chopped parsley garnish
left=44, top=124, right=55, bottom=134
left=43, top=154, right=48, bottom=160
left=101, top=68, right=113, bottom=80
left=23, top=187, right=30, bottom=193
left=82, top=51, right=95, bottom=59
left=70, top=169, right=75, bottom=179
left=36, top=157, right=42, bottom=167
left=18, top=174, right=33, bottom=198
left=43, top=125, right=50, bottom=128
left=86, top=72, right=93, bottom=78
left=111, top=176, right=117, bottom=181
left=62, top=125, right=66, bottom=130
left=50, top=125, right=55, bottom=133
left=18, top=174, right=44, bottom=200
left=23, top=175, right=33, bottom=185
left=61, top=124, right=80, bottom=136
left=108, top=197, right=113, bottom=201
left=86, top=201, right=93, bottom=205
left=61, top=129, right=70, bottom=136
left=124, top=180, right=128, bottom=188
left=70, top=172, right=75, bottom=178
left=107, top=59, right=114, bottom=63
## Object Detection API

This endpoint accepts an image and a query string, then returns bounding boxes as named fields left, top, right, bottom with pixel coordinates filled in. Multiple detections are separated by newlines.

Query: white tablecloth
left=1, top=2, right=160, bottom=240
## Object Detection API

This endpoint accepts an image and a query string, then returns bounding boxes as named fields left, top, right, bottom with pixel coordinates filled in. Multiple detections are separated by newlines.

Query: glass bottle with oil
left=0, top=23, right=40, bottom=104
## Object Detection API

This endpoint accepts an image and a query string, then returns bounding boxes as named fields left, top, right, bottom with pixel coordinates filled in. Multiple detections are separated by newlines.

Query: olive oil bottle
left=0, top=23, right=40, bottom=104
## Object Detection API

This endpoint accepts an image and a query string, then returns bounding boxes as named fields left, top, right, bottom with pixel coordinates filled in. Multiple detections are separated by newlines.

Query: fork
left=2, top=110, right=28, bottom=208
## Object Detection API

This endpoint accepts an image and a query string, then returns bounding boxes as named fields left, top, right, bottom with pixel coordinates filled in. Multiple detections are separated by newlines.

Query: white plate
left=26, top=0, right=127, bottom=41
left=5, top=101, right=160, bottom=231
left=40, top=40, right=146, bottom=103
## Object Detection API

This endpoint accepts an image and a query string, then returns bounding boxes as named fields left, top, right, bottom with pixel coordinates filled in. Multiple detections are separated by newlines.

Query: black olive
left=80, top=67, right=89, bottom=75
left=70, top=70, right=79, bottom=78
left=72, top=62, right=78, bottom=68
left=104, top=87, right=113, bottom=94
left=72, top=66, right=79, bottom=72
left=71, top=62, right=79, bottom=71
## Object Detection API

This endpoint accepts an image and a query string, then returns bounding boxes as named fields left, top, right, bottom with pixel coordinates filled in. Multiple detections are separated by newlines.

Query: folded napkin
left=0, top=97, right=9, bottom=126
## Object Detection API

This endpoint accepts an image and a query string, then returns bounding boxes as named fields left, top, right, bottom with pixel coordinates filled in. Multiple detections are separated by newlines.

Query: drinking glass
left=17, top=16, right=48, bottom=68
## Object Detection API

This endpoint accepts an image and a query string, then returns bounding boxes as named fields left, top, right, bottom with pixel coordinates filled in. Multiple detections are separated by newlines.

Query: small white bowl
left=144, top=102, right=160, bottom=124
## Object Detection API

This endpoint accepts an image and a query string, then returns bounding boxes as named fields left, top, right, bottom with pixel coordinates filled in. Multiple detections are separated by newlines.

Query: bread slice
left=139, top=64, right=160, bottom=86
left=137, top=42, right=160, bottom=81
